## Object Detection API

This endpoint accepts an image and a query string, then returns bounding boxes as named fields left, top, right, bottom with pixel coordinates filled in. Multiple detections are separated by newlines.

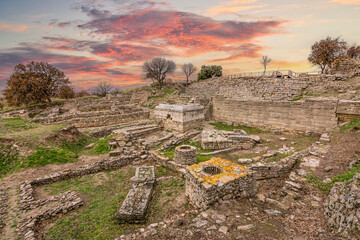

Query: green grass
left=5, top=123, right=68, bottom=149
left=61, top=137, right=96, bottom=157
left=306, top=174, right=333, bottom=194
left=147, top=88, right=175, bottom=100
left=340, top=118, right=360, bottom=131
left=209, top=122, right=267, bottom=135
left=22, top=147, right=77, bottom=168
left=44, top=166, right=184, bottom=239
left=196, top=155, right=213, bottom=163
left=45, top=168, right=136, bottom=239
left=89, top=135, right=112, bottom=155
left=0, top=144, right=20, bottom=178
left=265, top=152, right=292, bottom=163
left=306, top=164, right=360, bottom=194
left=0, top=118, right=39, bottom=135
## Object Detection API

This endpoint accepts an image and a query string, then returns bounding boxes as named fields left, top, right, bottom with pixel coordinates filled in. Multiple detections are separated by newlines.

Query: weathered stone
left=154, top=104, right=204, bottom=132
left=174, top=145, right=197, bottom=165
left=264, top=209, right=283, bottom=217
left=116, top=166, right=155, bottom=224
left=237, top=224, right=254, bottom=231
left=185, top=158, right=255, bottom=209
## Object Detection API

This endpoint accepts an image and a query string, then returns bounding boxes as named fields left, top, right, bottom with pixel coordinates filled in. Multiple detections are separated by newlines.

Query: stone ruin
left=324, top=173, right=360, bottom=236
left=31, top=102, right=149, bottom=128
left=117, top=166, right=156, bottom=223
left=185, top=158, right=255, bottom=209
left=173, top=145, right=197, bottom=165
left=154, top=103, right=204, bottom=132
left=201, top=129, right=256, bottom=150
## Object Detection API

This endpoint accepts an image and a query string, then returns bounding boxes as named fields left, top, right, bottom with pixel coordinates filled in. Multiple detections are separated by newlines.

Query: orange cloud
left=206, top=0, right=264, bottom=15
left=331, top=0, right=360, bottom=4
left=0, top=22, right=29, bottom=32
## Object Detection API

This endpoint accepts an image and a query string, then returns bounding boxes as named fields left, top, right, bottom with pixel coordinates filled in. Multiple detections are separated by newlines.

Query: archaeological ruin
left=2, top=72, right=360, bottom=239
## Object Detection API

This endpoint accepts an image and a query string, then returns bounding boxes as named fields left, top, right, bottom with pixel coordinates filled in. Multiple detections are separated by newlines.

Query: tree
left=197, top=65, right=222, bottom=80
left=75, top=90, right=90, bottom=98
left=347, top=44, right=360, bottom=59
left=3, top=61, right=70, bottom=106
left=111, top=88, right=121, bottom=95
left=181, top=63, right=197, bottom=85
left=308, top=36, right=348, bottom=74
left=94, top=82, right=113, bottom=97
left=58, top=85, right=75, bottom=99
left=260, top=56, right=271, bottom=75
left=143, top=57, right=176, bottom=89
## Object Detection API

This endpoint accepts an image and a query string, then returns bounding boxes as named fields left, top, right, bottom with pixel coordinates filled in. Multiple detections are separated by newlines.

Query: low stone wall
left=324, top=173, right=360, bottom=237
left=213, top=96, right=339, bottom=133
left=249, top=150, right=309, bottom=180
left=116, top=166, right=155, bottom=223
left=18, top=191, right=83, bottom=240
left=162, top=130, right=201, bottom=150
left=89, top=121, right=154, bottom=138
left=30, top=155, right=137, bottom=187
left=0, top=188, right=7, bottom=231
left=52, top=111, right=149, bottom=128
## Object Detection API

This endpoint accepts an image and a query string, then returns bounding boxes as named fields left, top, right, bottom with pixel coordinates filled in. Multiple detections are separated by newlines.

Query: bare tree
left=260, top=56, right=272, bottom=75
left=181, top=63, right=197, bottom=85
left=143, top=57, right=176, bottom=89
left=94, top=82, right=113, bottom=97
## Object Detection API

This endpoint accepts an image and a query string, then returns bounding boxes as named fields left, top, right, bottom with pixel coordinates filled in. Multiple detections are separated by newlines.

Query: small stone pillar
left=174, top=145, right=197, bottom=165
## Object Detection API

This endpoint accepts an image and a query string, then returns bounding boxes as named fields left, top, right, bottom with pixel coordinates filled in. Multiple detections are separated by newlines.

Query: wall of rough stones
left=0, top=188, right=7, bottom=232
left=212, top=96, right=339, bottom=133
left=184, top=76, right=315, bottom=101
left=324, top=173, right=360, bottom=237
left=249, top=150, right=309, bottom=180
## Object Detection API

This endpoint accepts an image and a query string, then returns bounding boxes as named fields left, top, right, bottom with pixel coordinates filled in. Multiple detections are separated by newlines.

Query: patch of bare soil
left=44, top=126, right=84, bottom=143
left=315, top=129, right=360, bottom=178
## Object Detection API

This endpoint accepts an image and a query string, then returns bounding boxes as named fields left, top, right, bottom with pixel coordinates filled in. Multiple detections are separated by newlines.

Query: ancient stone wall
left=184, top=77, right=314, bottom=101
left=212, top=96, right=339, bottom=133
left=324, top=173, right=360, bottom=237
left=249, top=150, right=309, bottom=180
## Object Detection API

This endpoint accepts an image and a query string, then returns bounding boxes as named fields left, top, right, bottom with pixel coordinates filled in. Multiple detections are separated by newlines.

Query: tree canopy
left=143, top=57, right=176, bottom=88
left=197, top=65, right=222, bottom=80
left=3, top=61, right=70, bottom=106
left=308, top=36, right=348, bottom=74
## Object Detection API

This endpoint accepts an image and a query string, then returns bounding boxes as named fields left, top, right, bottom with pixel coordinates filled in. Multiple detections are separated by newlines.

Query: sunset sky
left=0, top=0, right=360, bottom=91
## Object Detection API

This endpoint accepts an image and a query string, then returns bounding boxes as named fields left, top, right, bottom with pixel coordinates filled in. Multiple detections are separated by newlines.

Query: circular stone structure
left=174, top=145, right=197, bottom=165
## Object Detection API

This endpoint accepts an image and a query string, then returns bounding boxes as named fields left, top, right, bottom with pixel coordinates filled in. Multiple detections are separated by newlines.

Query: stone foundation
left=154, top=104, right=204, bottom=132
left=116, top=166, right=155, bottom=223
left=174, top=145, right=197, bottom=165
left=0, top=188, right=7, bottom=231
left=249, top=150, right=308, bottom=180
left=324, top=173, right=360, bottom=237
left=185, top=158, right=255, bottom=209
left=201, top=130, right=255, bottom=150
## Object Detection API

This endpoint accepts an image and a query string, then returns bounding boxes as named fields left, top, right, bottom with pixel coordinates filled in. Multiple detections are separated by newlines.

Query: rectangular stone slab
left=116, top=166, right=155, bottom=223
